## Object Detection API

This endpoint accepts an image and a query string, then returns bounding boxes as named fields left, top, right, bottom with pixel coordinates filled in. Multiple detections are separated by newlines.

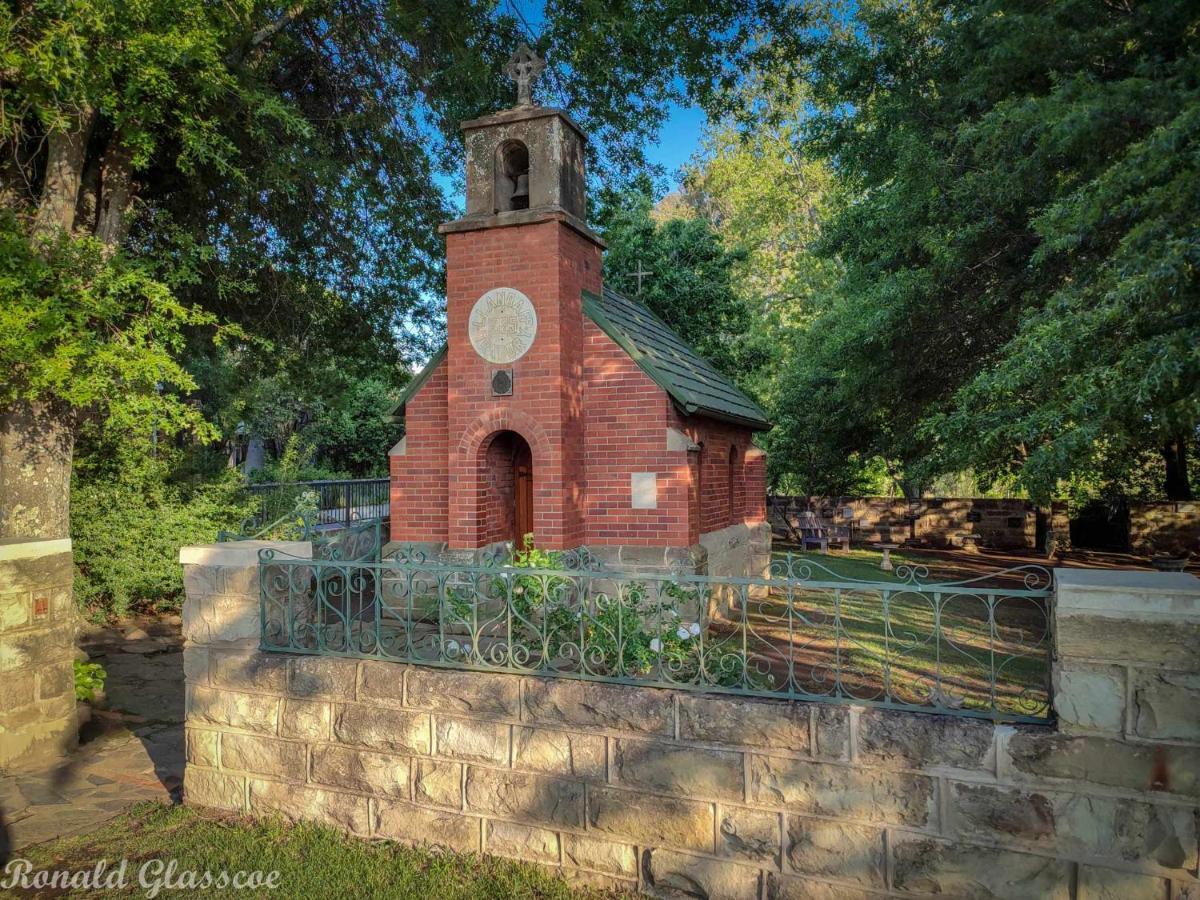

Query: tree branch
left=32, top=106, right=96, bottom=237
left=226, top=4, right=306, bottom=66
left=96, top=133, right=135, bottom=250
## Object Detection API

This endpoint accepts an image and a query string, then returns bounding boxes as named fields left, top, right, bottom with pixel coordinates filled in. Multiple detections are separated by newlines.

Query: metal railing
left=246, top=478, right=389, bottom=531
left=257, top=548, right=1054, bottom=723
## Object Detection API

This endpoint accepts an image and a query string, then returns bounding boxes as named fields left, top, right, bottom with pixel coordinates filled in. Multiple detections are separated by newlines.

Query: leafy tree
left=596, top=182, right=762, bottom=383
left=0, top=0, right=819, bottom=549
left=782, top=0, right=1200, bottom=502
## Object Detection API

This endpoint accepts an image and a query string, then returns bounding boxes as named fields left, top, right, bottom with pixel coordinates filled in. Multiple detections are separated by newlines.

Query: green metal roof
left=582, top=287, right=771, bottom=431
left=390, top=289, right=772, bottom=432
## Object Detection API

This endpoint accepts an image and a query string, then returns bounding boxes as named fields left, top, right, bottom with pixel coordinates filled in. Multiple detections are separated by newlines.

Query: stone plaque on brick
left=469, top=287, right=537, bottom=364
left=631, top=472, right=657, bottom=509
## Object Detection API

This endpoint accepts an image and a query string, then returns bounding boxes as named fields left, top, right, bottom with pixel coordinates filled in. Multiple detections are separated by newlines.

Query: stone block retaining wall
left=181, top=543, right=1200, bottom=898
left=1129, top=501, right=1200, bottom=556
left=771, top=497, right=1040, bottom=551
left=0, top=539, right=77, bottom=766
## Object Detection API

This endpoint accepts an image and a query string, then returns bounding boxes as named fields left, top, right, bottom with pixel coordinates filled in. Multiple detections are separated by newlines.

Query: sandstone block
left=766, top=872, right=876, bottom=900
left=0, top=590, right=29, bottom=630
left=891, top=835, right=1070, bottom=898
left=374, top=799, right=480, bottom=852
left=613, top=738, right=744, bottom=801
left=1053, top=664, right=1126, bottom=734
left=184, top=767, right=244, bottom=811
left=405, top=667, right=520, bottom=718
left=814, top=705, right=850, bottom=760
left=280, top=698, right=329, bottom=740
left=856, top=707, right=994, bottom=770
left=1056, top=614, right=1200, bottom=671
left=464, top=766, right=583, bottom=828
left=356, top=660, right=406, bottom=706
left=210, top=651, right=287, bottom=693
left=587, top=785, right=714, bottom=853
left=562, top=833, right=637, bottom=877
left=35, top=662, right=73, bottom=700
left=1077, top=866, right=1169, bottom=900
left=785, top=817, right=884, bottom=888
left=185, top=728, right=219, bottom=767
left=310, top=744, right=409, bottom=798
left=522, top=678, right=672, bottom=734
left=718, top=804, right=779, bottom=864
left=512, top=726, right=604, bottom=779
left=1133, top=671, right=1200, bottom=742
left=182, top=646, right=209, bottom=685
left=333, top=704, right=430, bottom=754
left=221, top=733, right=306, bottom=780
left=0, top=674, right=35, bottom=713
left=205, top=593, right=261, bottom=644
left=485, top=820, right=560, bottom=864
left=644, top=849, right=759, bottom=900
left=187, top=685, right=278, bottom=734
left=289, top=656, right=358, bottom=701
left=677, top=694, right=810, bottom=751
left=249, top=778, right=369, bottom=834
left=1174, top=878, right=1200, bottom=900
left=435, top=716, right=509, bottom=764
left=1005, top=731, right=1200, bottom=799
left=949, top=781, right=1197, bottom=872
left=413, top=758, right=462, bottom=808
left=749, top=755, right=935, bottom=826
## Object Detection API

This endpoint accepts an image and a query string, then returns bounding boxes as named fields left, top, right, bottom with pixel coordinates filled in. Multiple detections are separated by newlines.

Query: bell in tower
left=440, top=44, right=597, bottom=243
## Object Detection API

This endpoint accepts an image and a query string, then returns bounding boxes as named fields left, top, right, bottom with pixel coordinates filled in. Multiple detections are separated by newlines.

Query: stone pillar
left=1053, top=568, right=1200, bottom=742
left=178, top=540, right=311, bottom=808
left=0, top=538, right=78, bottom=766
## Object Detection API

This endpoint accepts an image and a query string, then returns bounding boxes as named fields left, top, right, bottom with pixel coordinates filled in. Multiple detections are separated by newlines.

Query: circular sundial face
left=468, top=287, right=537, bottom=364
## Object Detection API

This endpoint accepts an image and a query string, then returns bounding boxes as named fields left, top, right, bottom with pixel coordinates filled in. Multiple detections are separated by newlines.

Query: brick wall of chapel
left=390, top=220, right=766, bottom=550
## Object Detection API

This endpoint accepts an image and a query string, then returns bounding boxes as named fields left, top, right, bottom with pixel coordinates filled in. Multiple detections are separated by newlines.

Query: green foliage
left=778, top=0, right=1200, bottom=502
left=441, top=535, right=757, bottom=686
left=597, top=182, right=762, bottom=383
left=73, top=660, right=107, bottom=702
left=0, top=214, right=222, bottom=449
left=71, top=471, right=253, bottom=619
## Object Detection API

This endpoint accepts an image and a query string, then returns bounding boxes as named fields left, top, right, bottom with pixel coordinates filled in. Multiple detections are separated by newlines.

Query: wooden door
left=514, top=463, right=533, bottom=544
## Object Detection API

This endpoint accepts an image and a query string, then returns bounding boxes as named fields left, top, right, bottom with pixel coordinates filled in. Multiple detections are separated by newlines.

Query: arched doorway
left=482, top=430, right=534, bottom=545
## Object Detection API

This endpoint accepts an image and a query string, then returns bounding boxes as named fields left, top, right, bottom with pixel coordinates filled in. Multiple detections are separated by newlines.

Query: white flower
left=514, top=586, right=524, bottom=595
left=649, top=638, right=662, bottom=653
left=676, top=626, right=691, bottom=641
left=688, top=622, right=701, bottom=637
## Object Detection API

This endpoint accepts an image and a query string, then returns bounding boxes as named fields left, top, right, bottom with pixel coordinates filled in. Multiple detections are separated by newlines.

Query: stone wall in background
left=0, top=539, right=77, bottom=766
left=771, top=496, right=1042, bottom=551
left=1129, top=501, right=1200, bottom=556
left=179, top=542, right=1200, bottom=898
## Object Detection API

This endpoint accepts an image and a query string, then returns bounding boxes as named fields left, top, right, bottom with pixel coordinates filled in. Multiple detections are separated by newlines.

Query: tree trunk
left=32, top=107, right=96, bottom=237
left=1162, top=437, right=1193, bottom=501
left=96, top=135, right=135, bottom=248
left=0, top=401, right=74, bottom=541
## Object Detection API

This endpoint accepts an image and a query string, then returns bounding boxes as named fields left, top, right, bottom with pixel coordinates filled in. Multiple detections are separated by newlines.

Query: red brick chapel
left=388, top=46, right=771, bottom=575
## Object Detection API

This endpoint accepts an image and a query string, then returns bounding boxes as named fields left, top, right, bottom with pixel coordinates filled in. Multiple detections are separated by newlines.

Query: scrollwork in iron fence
left=258, top=549, right=1054, bottom=723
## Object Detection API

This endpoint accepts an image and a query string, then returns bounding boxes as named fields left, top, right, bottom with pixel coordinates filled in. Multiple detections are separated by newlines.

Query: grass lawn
left=749, top=547, right=1053, bottom=717
left=10, top=803, right=617, bottom=899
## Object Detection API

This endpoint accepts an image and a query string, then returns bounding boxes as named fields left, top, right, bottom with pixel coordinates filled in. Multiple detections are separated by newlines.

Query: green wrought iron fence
left=258, top=548, right=1054, bottom=723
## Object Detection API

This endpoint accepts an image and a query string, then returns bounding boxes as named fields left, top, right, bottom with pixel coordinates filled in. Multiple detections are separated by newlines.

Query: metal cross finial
left=505, top=43, right=545, bottom=107
left=626, top=259, right=654, bottom=294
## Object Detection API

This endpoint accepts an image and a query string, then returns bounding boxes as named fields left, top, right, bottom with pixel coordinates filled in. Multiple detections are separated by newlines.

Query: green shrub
left=74, top=660, right=107, bottom=702
left=72, top=472, right=253, bottom=619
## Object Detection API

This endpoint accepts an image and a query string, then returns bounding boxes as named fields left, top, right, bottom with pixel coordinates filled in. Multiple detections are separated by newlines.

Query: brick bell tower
left=438, top=44, right=604, bottom=551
